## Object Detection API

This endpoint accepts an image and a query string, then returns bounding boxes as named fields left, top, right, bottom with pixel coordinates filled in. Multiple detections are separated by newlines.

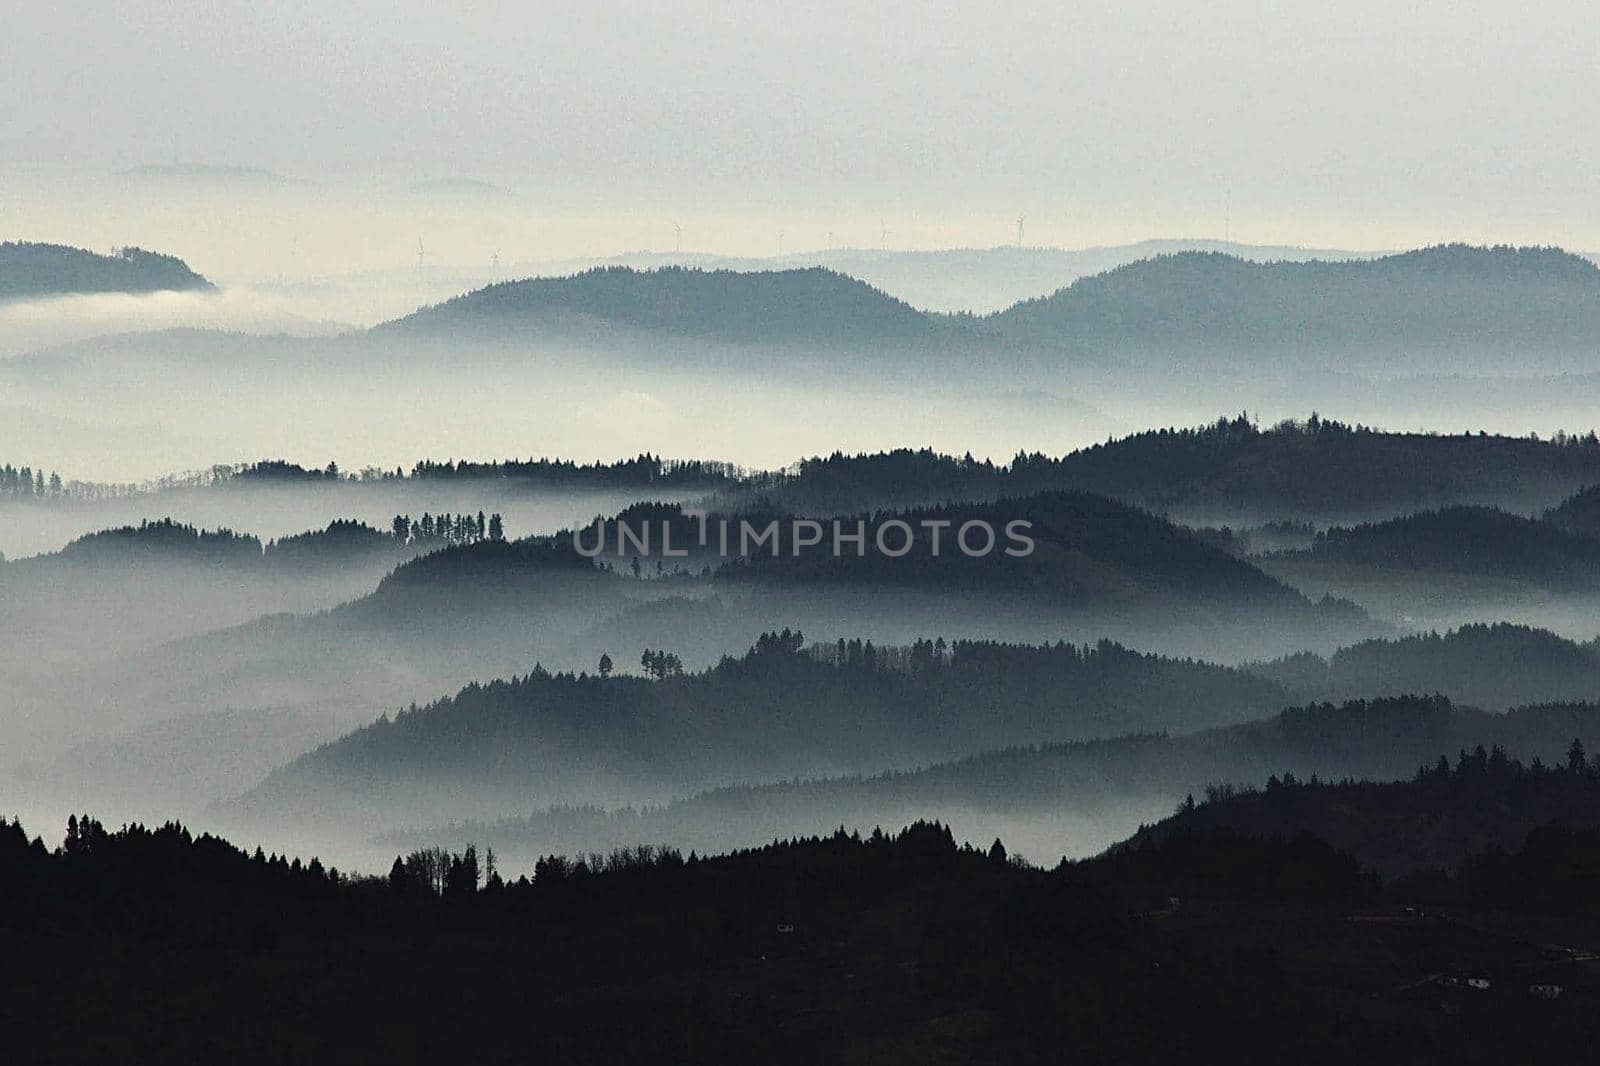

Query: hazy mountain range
left=384, top=244, right=1600, bottom=375
left=519, top=238, right=1383, bottom=314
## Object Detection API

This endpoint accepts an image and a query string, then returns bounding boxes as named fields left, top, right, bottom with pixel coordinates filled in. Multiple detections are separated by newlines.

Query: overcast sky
left=4, top=1, right=1597, bottom=258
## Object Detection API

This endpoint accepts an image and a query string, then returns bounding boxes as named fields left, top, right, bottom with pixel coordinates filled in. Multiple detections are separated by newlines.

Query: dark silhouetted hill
left=1137, top=738, right=1600, bottom=876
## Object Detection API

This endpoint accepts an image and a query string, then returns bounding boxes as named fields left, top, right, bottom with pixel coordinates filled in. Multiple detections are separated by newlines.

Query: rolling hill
left=520, top=238, right=1377, bottom=314
left=1282, top=507, right=1600, bottom=587
left=382, top=692, right=1600, bottom=873
left=1248, top=623, right=1600, bottom=710
left=704, top=416, right=1600, bottom=526
left=0, top=241, right=213, bottom=301
left=384, top=265, right=941, bottom=346
left=224, top=634, right=1299, bottom=830
left=1130, top=740, right=1600, bottom=876
left=991, top=244, right=1600, bottom=370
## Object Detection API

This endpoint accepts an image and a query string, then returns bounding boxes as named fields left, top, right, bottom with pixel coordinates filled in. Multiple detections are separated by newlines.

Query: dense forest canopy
left=11, top=803, right=1600, bottom=1062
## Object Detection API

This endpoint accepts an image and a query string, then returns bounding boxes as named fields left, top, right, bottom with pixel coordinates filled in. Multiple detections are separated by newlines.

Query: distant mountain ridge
left=0, top=241, right=213, bottom=302
left=380, top=245, right=1600, bottom=371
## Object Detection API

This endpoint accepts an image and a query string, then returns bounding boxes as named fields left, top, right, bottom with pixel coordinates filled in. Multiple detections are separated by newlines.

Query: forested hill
left=1133, top=740, right=1600, bottom=876
left=1051, top=415, right=1600, bottom=521
left=359, top=489, right=1333, bottom=617
left=0, top=241, right=213, bottom=301
left=705, top=416, right=1600, bottom=524
left=990, top=244, right=1600, bottom=364
left=229, top=634, right=1296, bottom=824
left=383, top=265, right=941, bottom=345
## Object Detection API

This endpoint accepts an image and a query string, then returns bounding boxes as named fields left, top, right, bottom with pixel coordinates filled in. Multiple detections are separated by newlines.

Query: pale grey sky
left=4, top=1, right=1597, bottom=257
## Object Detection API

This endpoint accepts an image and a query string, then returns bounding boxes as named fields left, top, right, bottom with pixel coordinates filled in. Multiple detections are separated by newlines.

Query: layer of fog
left=10, top=321, right=1600, bottom=494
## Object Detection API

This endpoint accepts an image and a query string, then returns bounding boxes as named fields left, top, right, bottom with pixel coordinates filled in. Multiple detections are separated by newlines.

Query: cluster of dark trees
left=638, top=647, right=685, bottom=679
left=388, top=510, right=504, bottom=545
left=0, top=463, right=62, bottom=499
left=387, top=843, right=494, bottom=898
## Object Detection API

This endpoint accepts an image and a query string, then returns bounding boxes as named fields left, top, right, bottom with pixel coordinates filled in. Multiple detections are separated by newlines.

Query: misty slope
left=0, top=517, right=457, bottom=768
left=392, top=694, right=1600, bottom=870
left=226, top=635, right=1296, bottom=827
left=1131, top=744, right=1600, bottom=876
left=991, top=244, right=1600, bottom=369
left=383, top=265, right=942, bottom=346
left=1248, top=624, right=1600, bottom=710
left=0, top=241, right=213, bottom=301
left=706, top=416, right=1600, bottom=526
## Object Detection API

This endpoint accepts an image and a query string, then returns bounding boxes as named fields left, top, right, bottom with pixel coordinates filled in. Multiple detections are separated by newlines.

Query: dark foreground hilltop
left=5, top=806, right=1600, bottom=1065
